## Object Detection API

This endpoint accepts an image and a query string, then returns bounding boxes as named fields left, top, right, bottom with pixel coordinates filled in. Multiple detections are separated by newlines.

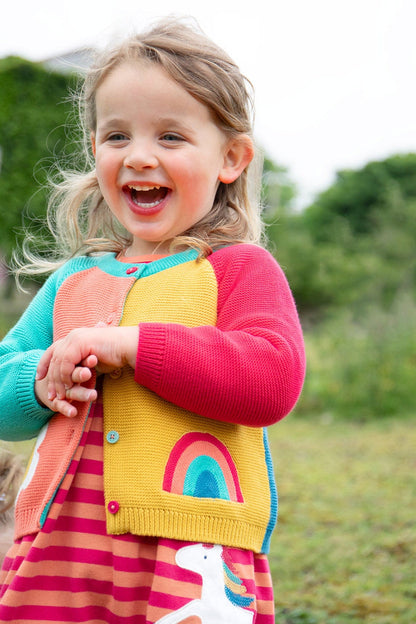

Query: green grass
left=268, top=416, right=416, bottom=623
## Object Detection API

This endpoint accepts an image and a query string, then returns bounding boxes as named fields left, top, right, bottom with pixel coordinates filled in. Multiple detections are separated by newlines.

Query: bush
left=296, top=295, right=416, bottom=420
left=0, top=57, right=77, bottom=261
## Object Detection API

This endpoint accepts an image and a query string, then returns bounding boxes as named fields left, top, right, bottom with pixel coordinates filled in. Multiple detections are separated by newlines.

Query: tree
left=303, top=153, right=416, bottom=241
left=261, top=155, right=297, bottom=215
left=265, top=154, right=416, bottom=317
left=0, top=57, right=77, bottom=261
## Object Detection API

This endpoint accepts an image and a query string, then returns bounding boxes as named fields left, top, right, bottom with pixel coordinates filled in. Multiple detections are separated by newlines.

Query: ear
left=219, top=135, right=254, bottom=184
left=90, top=132, right=96, bottom=158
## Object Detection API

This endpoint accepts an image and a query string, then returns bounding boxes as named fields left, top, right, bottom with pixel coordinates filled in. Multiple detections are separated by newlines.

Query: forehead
left=95, top=61, right=214, bottom=124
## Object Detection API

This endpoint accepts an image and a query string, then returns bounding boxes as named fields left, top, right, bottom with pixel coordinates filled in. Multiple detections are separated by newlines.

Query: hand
left=35, top=326, right=139, bottom=413
left=35, top=360, right=97, bottom=418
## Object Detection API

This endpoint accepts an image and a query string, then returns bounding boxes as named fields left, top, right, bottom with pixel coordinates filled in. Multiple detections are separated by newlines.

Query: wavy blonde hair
left=16, top=17, right=264, bottom=278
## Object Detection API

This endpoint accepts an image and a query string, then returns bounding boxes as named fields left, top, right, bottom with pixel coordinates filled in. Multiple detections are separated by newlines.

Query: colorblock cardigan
left=0, top=244, right=305, bottom=553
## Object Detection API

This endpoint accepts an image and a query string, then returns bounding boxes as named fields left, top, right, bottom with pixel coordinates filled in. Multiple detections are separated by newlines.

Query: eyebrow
left=154, top=116, right=197, bottom=135
left=96, top=117, right=128, bottom=130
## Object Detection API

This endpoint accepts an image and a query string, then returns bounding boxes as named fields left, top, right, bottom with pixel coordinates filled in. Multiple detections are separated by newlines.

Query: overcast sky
left=1, top=0, right=415, bottom=207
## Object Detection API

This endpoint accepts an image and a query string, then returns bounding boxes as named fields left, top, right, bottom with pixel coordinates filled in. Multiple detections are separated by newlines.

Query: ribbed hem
left=106, top=507, right=267, bottom=554
left=14, top=505, right=41, bottom=540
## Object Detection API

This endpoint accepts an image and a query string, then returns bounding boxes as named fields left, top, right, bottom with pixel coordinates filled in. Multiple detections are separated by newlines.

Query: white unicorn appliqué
left=155, top=543, right=254, bottom=624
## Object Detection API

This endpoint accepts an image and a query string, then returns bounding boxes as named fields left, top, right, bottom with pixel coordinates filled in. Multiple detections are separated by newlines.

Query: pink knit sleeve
left=134, top=244, right=305, bottom=427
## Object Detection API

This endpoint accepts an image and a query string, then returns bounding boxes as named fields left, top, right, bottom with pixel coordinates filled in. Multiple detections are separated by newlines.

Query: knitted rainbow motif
left=163, top=432, right=244, bottom=502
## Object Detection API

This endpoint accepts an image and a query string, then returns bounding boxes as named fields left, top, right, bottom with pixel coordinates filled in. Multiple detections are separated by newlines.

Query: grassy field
left=268, top=415, right=416, bottom=624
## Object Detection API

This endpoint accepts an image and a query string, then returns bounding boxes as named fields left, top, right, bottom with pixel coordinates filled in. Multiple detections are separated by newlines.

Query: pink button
left=126, top=267, right=138, bottom=275
left=108, top=500, right=119, bottom=514
left=109, top=368, right=122, bottom=379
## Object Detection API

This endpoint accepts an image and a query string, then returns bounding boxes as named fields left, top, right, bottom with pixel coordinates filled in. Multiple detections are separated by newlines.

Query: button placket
left=103, top=261, right=142, bottom=524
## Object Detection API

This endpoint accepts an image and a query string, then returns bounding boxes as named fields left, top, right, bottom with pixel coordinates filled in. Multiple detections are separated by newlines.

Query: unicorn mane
left=221, top=548, right=254, bottom=608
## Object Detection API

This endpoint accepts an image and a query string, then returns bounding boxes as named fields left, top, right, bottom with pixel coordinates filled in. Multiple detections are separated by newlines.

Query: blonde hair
left=16, top=17, right=264, bottom=278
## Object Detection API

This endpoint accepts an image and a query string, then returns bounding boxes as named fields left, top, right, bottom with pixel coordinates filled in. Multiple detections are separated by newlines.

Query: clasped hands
left=34, top=326, right=139, bottom=418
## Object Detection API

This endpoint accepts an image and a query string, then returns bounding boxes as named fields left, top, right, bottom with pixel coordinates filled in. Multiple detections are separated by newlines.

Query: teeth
left=128, top=185, right=161, bottom=191
left=135, top=200, right=162, bottom=208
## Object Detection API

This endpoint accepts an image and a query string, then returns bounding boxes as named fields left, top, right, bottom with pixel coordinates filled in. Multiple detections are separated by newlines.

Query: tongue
left=132, top=188, right=166, bottom=205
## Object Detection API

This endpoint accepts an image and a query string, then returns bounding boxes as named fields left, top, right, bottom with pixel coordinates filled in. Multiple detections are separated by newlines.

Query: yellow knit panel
left=120, top=257, right=217, bottom=326
left=102, top=258, right=271, bottom=551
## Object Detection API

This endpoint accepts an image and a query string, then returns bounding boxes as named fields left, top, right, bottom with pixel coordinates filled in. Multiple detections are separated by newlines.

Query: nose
left=123, top=139, right=158, bottom=171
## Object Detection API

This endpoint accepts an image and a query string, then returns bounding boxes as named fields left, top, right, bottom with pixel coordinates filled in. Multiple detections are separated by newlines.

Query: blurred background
left=0, top=1, right=415, bottom=622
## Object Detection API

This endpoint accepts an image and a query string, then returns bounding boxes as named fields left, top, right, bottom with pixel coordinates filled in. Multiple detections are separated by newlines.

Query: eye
left=107, top=133, right=129, bottom=142
left=161, top=133, right=184, bottom=144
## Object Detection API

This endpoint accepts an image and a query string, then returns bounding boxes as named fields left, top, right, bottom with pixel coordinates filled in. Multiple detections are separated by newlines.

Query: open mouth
left=127, top=185, right=169, bottom=209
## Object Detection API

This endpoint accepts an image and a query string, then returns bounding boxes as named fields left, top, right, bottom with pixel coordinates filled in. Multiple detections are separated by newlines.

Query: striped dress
left=0, top=401, right=275, bottom=623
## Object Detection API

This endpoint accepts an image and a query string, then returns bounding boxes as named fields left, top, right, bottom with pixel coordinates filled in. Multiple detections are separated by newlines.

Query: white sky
left=1, top=0, right=416, bottom=207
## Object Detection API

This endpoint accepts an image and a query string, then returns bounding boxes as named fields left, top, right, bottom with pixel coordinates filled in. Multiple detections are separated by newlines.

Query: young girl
left=0, top=18, right=305, bottom=623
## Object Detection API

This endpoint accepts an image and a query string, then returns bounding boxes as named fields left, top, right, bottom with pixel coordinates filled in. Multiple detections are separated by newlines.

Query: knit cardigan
left=0, top=244, right=305, bottom=553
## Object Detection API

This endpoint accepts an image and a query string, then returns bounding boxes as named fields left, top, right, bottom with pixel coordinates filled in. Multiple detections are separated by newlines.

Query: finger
left=65, top=385, right=97, bottom=404
left=51, top=398, right=78, bottom=419
left=47, top=377, right=58, bottom=402
left=80, top=354, right=98, bottom=369
left=36, top=347, right=54, bottom=381
left=43, top=356, right=67, bottom=401
left=51, top=355, right=77, bottom=400
left=60, top=359, right=79, bottom=397
left=71, top=366, right=93, bottom=385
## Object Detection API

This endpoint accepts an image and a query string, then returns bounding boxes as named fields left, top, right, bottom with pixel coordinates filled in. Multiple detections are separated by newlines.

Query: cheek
left=95, top=156, right=116, bottom=188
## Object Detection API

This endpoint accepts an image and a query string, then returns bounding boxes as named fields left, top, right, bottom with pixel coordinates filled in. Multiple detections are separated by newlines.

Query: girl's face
left=91, top=61, right=252, bottom=255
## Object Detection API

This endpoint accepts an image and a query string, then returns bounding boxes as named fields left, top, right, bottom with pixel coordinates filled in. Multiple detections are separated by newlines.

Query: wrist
left=120, top=326, right=140, bottom=369
left=34, top=378, right=52, bottom=410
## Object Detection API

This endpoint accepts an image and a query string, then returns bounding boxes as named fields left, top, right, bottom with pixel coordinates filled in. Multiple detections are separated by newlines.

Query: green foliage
left=303, top=153, right=416, bottom=239
left=0, top=57, right=78, bottom=260
left=296, top=295, right=416, bottom=420
left=266, top=214, right=376, bottom=314
left=262, top=155, right=297, bottom=214
left=266, top=155, right=416, bottom=316
left=265, top=154, right=416, bottom=421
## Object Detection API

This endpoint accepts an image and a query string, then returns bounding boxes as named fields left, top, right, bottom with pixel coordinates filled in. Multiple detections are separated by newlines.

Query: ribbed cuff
left=16, top=350, right=53, bottom=424
left=134, top=323, right=167, bottom=391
